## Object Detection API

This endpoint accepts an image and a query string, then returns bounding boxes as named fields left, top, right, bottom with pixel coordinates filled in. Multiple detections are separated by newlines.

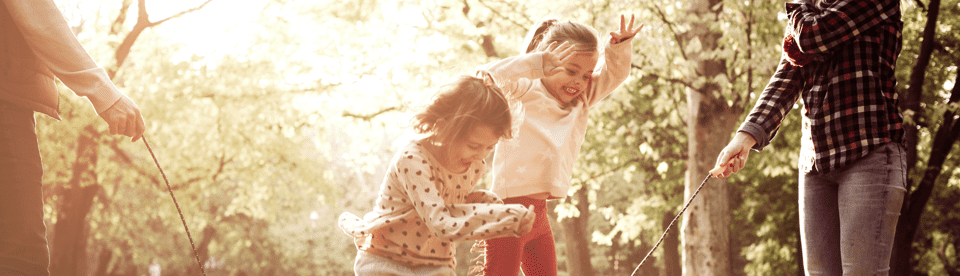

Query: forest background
left=32, top=0, right=959, bottom=275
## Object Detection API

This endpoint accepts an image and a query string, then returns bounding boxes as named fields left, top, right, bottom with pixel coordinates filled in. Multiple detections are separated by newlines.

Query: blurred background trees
left=35, top=0, right=958, bottom=275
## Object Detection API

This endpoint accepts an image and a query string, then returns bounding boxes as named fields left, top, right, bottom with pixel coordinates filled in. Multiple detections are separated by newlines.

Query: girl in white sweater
left=476, top=15, right=643, bottom=276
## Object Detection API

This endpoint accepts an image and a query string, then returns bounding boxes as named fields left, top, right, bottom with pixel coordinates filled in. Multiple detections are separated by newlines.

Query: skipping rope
left=630, top=173, right=713, bottom=276
left=143, top=136, right=208, bottom=276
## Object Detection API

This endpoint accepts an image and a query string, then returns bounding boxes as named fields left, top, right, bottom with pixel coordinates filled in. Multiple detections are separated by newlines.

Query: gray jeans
left=799, top=143, right=906, bottom=276
left=354, top=251, right=455, bottom=276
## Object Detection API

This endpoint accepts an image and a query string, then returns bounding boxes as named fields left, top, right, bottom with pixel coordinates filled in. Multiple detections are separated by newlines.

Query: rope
left=630, top=173, right=713, bottom=276
left=143, top=136, right=208, bottom=276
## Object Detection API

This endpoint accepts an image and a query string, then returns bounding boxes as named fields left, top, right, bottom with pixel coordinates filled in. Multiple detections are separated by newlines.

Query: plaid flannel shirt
left=738, top=0, right=904, bottom=173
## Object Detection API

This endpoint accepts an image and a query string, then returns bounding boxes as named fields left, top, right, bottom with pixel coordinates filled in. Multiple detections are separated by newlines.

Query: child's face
left=543, top=51, right=599, bottom=105
left=442, top=124, right=500, bottom=174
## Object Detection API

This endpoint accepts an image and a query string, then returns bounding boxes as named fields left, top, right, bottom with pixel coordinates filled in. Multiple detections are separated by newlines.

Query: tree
left=890, top=0, right=960, bottom=270
left=677, top=0, right=735, bottom=272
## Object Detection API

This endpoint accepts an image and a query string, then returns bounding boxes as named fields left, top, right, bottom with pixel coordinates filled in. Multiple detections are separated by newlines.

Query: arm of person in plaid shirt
left=787, top=0, right=900, bottom=54
left=711, top=57, right=805, bottom=178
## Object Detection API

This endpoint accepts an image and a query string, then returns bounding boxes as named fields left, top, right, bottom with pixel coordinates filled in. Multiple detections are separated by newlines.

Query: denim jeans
left=799, top=143, right=906, bottom=276
left=0, top=101, right=50, bottom=276
left=354, top=250, right=456, bottom=276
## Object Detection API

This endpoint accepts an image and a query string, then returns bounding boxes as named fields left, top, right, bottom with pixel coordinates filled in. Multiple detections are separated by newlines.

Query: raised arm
left=583, top=14, right=642, bottom=107
left=786, top=0, right=900, bottom=54
left=477, top=42, right=576, bottom=99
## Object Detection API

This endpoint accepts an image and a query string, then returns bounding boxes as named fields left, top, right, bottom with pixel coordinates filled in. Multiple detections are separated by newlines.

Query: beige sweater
left=478, top=38, right=633, bottom=199
left=339, top=140, right=534, bottom=268
left=1, top=0, right=121, bottom=119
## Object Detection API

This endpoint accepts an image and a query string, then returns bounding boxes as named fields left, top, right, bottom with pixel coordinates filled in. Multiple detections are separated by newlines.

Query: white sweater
left=478, top=38, right=633, bottom=199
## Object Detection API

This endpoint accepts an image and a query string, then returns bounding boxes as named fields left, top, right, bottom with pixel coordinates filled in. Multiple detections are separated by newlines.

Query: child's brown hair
left=522, top=19, right=600, bottom=54
left=412, top=73, right=516, bottom=147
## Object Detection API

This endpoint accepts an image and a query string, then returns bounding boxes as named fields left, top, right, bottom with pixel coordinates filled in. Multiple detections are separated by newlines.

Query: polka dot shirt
left=339, top=140, right=534, bottom=269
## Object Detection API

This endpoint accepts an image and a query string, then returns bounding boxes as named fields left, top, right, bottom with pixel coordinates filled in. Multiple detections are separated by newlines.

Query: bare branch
left=635, top=65, right=699, bottom=92
left=913, top=0, right=927, bottom=11
left=111, top=0, right=216, bottom=78
left=461, top=0, right=499, bottom=58
left=743, top=8, right=755, bottom=111
left=67, top=1, right=91, bottom=35
left=211, top=152, right=234, bottom=183
left=728, top=69, right=746, bottom=109
left=343, top=106, right=401, bottom=121
left=650, top=4, right=688, bottom=61
left=475, top=0, right=530, bottom=30
left=148, top=0, right=216, bottom=27
left=937, top=239, right=960, bottom=276
left=105, top=140, right=162, bottom=188
left=109, top=0, right=133, bottom=35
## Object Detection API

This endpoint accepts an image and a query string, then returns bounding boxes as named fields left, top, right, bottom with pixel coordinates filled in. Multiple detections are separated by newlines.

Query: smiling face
left=543, top=51, right=599, bottom=105
left=438, top=123, right=501, bottom=173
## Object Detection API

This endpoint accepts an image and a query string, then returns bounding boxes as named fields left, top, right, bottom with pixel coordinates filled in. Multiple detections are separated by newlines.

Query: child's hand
left=541, top=41, right=576, bottom=78
left=515, top=205, right=536, bottom=236
left=466, top=190, right=503, bottom=204
left=609, top=14, right=644, bottom=44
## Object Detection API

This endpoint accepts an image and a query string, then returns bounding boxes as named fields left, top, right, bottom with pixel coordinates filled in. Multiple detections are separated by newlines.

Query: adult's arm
left=738, top=57, right=805, bottom=150
left=4, top=0, right=122, bottom=112
left=787, top=0, right=900, bottom=54
left=712, top=56, right=805, bottom=177
left=581, top=37, right=633, bottom=107
left=5, top=0, right=144, bottom=140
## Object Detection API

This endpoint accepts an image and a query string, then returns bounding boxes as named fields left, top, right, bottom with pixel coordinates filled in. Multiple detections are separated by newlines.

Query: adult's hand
left=99, top=95, right=145, bottom=142
left=710, top=132, right=757, bottom=178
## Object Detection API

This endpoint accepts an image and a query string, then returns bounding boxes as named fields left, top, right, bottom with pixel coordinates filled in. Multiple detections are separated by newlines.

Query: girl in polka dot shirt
left=338, top=74, right=536, bottom=275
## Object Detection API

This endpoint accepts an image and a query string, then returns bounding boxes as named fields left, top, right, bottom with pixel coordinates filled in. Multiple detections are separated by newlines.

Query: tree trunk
left=899, top=0, right=940, bottom=171
left=460, top=0, right=498, bottom=58
left=49, top=185, right=101, bottom=276
left=561, top=186, right=593, bottom=275
left=680, top=0, right=734, bottom=274
left=50, top=127, right=102, bottom=276
left=93, top=248, right=113, bottom=276
left=663, top=211, right=681, bottom=276
left=197, top=225, right=217, bottom=265
left=891, top=59, right=959, bottom=275
left=681, top=89, right=736, bottom=276
left=796, top=226, right=804, bottom=275
left=609, top=231, right=623, bottom=274
left=890, top=0, right=944, bottom=273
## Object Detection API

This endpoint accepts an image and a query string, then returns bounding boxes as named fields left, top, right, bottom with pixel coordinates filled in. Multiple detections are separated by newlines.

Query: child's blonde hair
left=413, top=73, right=516, bottom=147
left=522, top=19, right=600, bottom=54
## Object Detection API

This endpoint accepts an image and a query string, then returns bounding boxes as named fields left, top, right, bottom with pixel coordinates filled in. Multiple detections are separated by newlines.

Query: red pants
left=483, top=197, right=557, bottom=276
